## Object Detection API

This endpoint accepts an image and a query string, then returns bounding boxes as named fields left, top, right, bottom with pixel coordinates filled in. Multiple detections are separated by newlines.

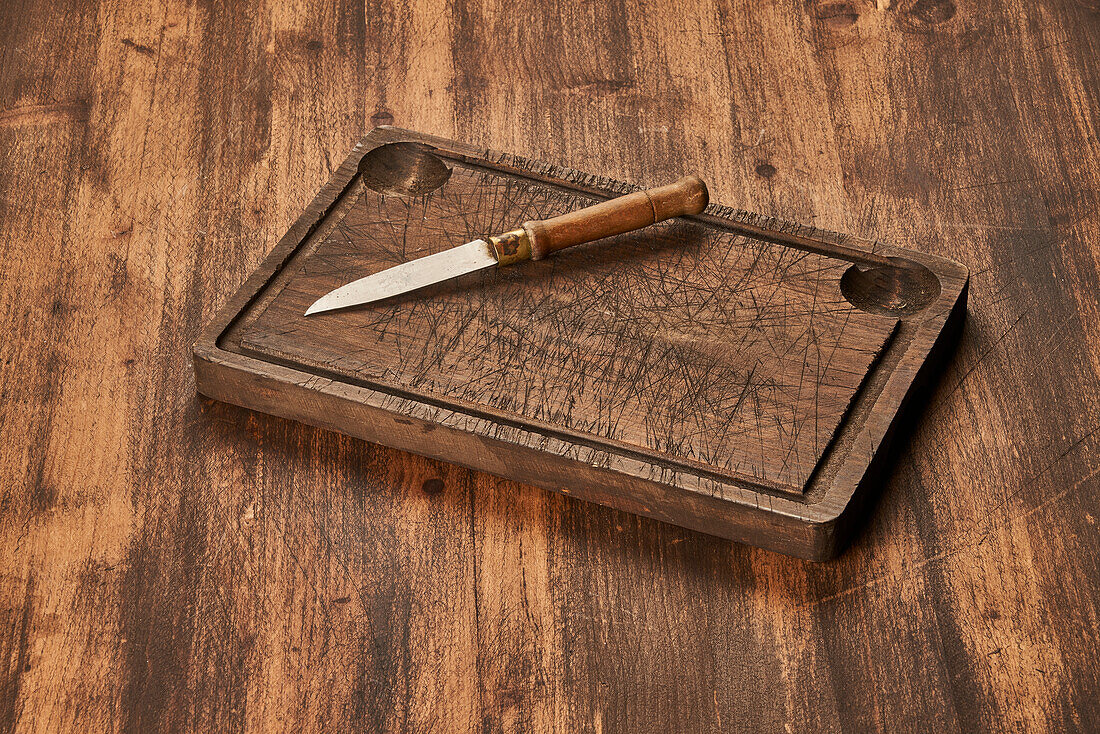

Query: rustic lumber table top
left=2, top=1, right=1098, bottom=731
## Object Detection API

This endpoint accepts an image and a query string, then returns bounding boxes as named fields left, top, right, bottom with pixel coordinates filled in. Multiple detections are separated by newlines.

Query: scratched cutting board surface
left=195, top=127, right=968, bottom=559
left=240, top=164, right=897, bottom=492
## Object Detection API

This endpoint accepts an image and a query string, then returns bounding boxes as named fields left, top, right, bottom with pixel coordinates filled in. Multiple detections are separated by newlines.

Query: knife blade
left=304, top=175, right=708, bottom=315
left=304, top=238, right=498, bottom=315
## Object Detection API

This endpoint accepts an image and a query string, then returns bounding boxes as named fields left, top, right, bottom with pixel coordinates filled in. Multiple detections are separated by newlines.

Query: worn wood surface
left=197, top=127, right=965, bottom=558
left=240, top=146, right=897, bottom=495
left=1, top=0, right=1098, bottom=730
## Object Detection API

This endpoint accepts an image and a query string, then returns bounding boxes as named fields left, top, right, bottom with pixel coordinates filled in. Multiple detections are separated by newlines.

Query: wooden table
left=2, top=1, right=1097, bottom=730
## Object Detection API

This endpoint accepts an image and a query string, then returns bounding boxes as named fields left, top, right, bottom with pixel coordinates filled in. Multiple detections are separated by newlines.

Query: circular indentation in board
left=358, top=142, right=452, bottom=196
left=840, top=257, right=941, bottom=317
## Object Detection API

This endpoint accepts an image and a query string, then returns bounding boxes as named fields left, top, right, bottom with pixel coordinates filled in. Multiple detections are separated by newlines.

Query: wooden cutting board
left=193, top=127, right=968, bottom=560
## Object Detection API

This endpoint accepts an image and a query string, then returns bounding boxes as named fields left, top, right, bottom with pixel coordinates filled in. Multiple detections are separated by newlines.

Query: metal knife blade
left=304, top=238, right=498, bottom=315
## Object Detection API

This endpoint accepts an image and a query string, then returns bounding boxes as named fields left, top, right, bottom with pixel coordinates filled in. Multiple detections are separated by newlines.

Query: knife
left=304, top=175, right=709, bottom=315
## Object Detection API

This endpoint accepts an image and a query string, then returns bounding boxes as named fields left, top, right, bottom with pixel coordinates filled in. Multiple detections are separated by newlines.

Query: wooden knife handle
left=521, top=176, right=708, bottom=260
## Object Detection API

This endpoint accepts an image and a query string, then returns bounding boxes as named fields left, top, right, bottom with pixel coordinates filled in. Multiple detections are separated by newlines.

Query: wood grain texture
left=1, top=0, right=1098, bottom=731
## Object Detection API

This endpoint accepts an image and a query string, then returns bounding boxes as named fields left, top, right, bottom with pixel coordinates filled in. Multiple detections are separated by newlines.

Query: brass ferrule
left=488, top=228, right=533, bottom=267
